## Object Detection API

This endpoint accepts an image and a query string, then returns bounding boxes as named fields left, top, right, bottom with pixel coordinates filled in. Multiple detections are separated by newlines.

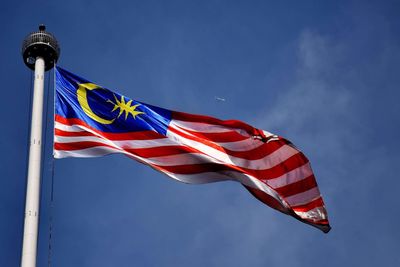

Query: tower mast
left=21, top=25, right=60, bottom=267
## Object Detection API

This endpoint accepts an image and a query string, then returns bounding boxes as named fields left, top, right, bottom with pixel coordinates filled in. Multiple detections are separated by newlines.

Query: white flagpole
left=21, top=25, right=60, bottom=267
left=21, top=56, right=45, bottom=267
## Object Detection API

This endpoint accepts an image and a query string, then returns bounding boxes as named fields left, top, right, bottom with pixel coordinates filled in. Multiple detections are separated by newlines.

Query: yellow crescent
left=77, top=83, right=115, bottom=125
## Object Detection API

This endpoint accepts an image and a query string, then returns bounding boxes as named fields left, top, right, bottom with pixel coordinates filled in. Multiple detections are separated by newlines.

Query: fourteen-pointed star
left=108, top=94, right=144, bottom=120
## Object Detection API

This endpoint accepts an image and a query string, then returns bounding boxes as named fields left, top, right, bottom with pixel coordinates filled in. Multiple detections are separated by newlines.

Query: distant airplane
left=215, top=96, right=226, bottom=102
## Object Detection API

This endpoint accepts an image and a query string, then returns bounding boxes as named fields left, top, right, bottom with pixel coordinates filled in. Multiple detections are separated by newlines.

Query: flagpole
left=21, top=25, right=60, bottom=267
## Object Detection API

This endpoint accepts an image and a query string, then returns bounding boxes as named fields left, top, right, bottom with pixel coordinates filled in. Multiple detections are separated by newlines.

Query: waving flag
left=54, top=66, right=330, bottom=233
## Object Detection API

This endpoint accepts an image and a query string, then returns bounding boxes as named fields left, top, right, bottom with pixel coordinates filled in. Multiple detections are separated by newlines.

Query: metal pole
left=21, top=57, right=45, bottom=267
left=21, top=25, right=60, bottom=267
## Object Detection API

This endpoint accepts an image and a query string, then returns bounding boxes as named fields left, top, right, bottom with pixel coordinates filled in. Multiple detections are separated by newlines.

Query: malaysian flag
left=54, top=66, right=330, bottom=233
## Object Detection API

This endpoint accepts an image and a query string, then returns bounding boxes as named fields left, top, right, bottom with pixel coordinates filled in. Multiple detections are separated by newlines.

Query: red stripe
left=312, top=219, right=330, bottom=225
left=156, top=163, right=232, bottom=174
left=55, top=129, right=96, bottom=137
left=174, top=125, right=249, bottom=142
left=55, top=141, right=195, bottom=158
left=225, top=141, right=288, bottom=160
left=125, top=145, right=199, bottom=158
left=54, top=141, right=117, bottom=151
left=55, top=139, right=203, bottom=158
left=262, top=153, right=309, bottom=179
left=275, top=175, right=318, bottom=198
left=55, top=115, right=165, bottom=140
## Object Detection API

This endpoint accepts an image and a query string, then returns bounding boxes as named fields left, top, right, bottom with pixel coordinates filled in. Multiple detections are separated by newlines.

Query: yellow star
left=107, top=94, right=144, bottom=120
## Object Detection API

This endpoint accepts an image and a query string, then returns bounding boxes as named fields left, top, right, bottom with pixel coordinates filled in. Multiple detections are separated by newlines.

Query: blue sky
left=1, top=0, right=399, bottom=266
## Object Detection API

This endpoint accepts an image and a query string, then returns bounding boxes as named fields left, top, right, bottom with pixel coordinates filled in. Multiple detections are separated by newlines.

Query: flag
left=54, top=66, right=331, bottom=233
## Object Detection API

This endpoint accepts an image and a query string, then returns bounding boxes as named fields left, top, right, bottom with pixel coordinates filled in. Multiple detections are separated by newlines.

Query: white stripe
left=54, top=146, right=121, bottom=158
left=294, top=207, right=327, bottom=221
left=285, top=187, right=320, bottom=206
left=54, top=134, right=175, bottom=149
left=55, top=146, right=160, bottom=169
left=55, top=121, right=85, bottom=132
left=147, top=153, right=220, bottom=166
left=55, top=134, right=124, bottom=150
left=266, top=163, right=313, bottom=189
left=262, top=130, right=275, bottom=138
left=54, top=143, right=168, bottom=168
left=216, top=137, right=264, bottom=151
